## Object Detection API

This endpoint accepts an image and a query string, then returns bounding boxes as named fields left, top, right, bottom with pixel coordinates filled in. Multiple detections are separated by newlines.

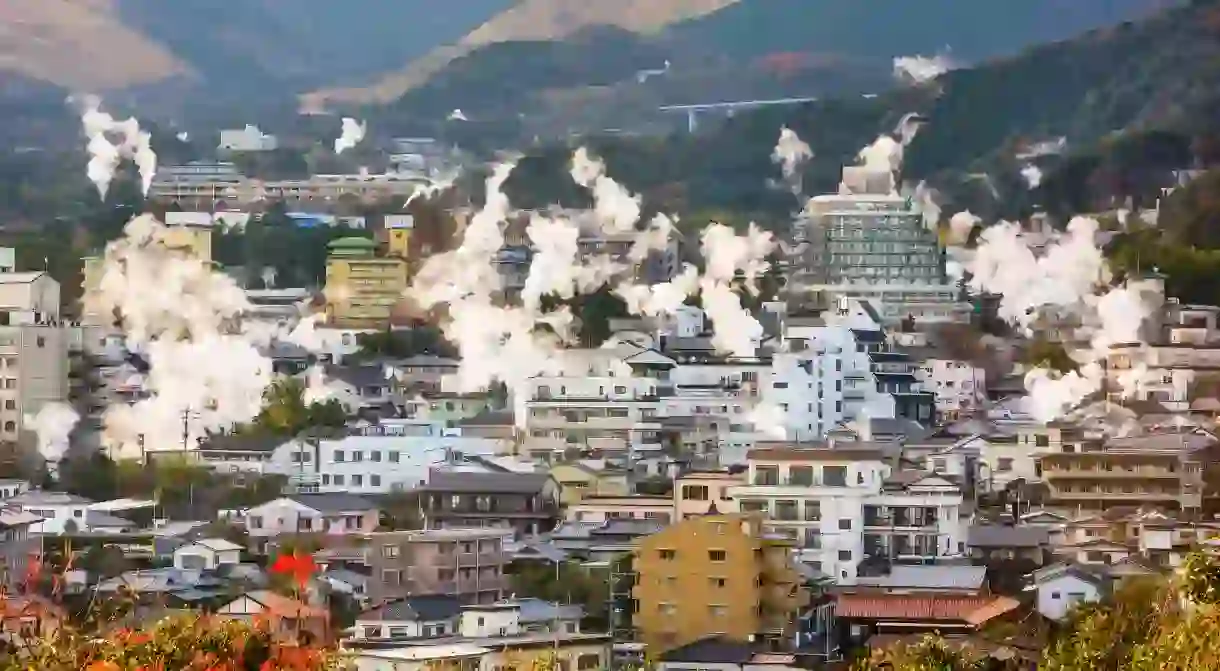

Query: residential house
left=0, top=479, right=29, bottom=500
left=3, top=491, right=93, bottom=534
left=913, top=356, right=988, bottom=422
left=545, top=519, right=665, bottom=562
left=327, top=364, right=395, bottom=411
left=217, top=590, right=330, bottom=643
left=1029, top=563, right=1109, bottom=621
left=173, top=538, right=244, bottom=571
left=417, top=472, right=559, bottom=536
left=729, top=444, right=967, bottom=582
left=349, top=595, right=464, bottom=641
left=674, top=471, right=744, bottom=520
left=632, top=514, right=811, bottom=652
left=345, top=643, right=488, bottom=671
left=967, top=525, right=1051, bottom=564
left=0, top=511, right=40, bottom=590
left=566, top=495, right=674, bottom=524
left=835, top=592, right=1020, bottom=643
left=243, top=493, right=380, bottom=541
left=849, top=564, right=988, bottom=595
left=549, top=462, right=629, bottom=506
left=361, top=528, right=508, bottom=605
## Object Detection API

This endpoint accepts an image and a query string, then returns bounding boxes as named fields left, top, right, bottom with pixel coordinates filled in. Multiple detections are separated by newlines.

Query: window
left=789, top=465, right=813, bottom=485
left=838, top=550, right=852, bottom=561
left=382, top=545, right=399, bottom=558
left=708, top=550, right=727, bottom=562
left=352, top=475, right=363, bottom=486
left=682, top=485, right=709, bottom=501
left=2, top=421, right=12, bottom=432
left=3, top=400, right=12, bottom=410
left=333, top=475, right=345, bottom=486
left=709, top=605, right=728, bottom=618
left=1050, top=592, right=1061, bottom=600
left=363, top=626, right=383, bottom=639
left=1035, top=435, right=1050, bottom=447
left=371, top=451, right=382, bottom=462
left=838, top=518, right=851, bottom=530
left=389, top=451, right=400, bottom=463
left=352, top=451, right=364, bottom=462
left=824, top=466, right=847, bottom=486
left=1086, top=551, right=1104, bottom=562
left=710, top=577, right=726, bottom=588
left=932, top=459, right=947, bottom=473
left=577, top=654, right=600, bottom=670
left=249, top=516, right=263, bottom=529
left=659, top=549, right=676, bottom=560
left=371, top=475, right=381, bottom=487
left=333, top=450, right=345, bottom=463
left=997, top=458, right=1013, bottom=472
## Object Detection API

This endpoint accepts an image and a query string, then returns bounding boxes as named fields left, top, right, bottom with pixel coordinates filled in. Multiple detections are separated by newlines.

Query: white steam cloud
left=83, top=214, right=319, bottom=458
left=965, top=216, right=1159, bottom=421
left=772, top=127, right=813, bottom=193
left=335, top=117, right=367, bottom=154
left=27, top=402, right=80, bottom=468
left=893, top=53, right=957, bottom=84
left=78, top=95, right=158, bottom=199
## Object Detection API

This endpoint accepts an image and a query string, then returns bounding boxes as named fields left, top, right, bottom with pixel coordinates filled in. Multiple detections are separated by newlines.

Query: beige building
left=674, top=471, right=743, bottom=520
left=0, top=272, right=68, bottom=443
left=549, top=462, right=629, bottom=506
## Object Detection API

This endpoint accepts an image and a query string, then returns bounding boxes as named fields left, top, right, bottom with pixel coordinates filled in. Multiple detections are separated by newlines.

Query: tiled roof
left=243, top=590, right=327, bottom=619
left=288, top=493, right=376, bottom=513
left=968, top=525, right=1051, bottom=548
left=423, top=471, right=551, bottom=494
left=834, top=594, right=1020, bottom=625
left=747, top=445, right=888, bottom=462
left=359, top=595, right=462, bottom=622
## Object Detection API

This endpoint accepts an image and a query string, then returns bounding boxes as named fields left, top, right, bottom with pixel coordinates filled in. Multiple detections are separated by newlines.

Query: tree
left=252, top=377, right=347, bottom=437
left=508, top=560, right=611, bottom=628
left=79, top=544, right=131, bottom=580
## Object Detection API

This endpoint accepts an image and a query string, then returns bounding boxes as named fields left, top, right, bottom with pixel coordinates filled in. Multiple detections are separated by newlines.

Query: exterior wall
left=365, top=530, right=507, bottom=605
left=915, top=359, right=987, bottom=420
left=324, top=252, right=409, bottom=329
left=519, top=373, right=663, bottom=461
left=0, top=523, right=38, bottom=590
left=9, top=502, right=88, bottom=535
left=674, top=473, right=743, bottom=520
left=0, top=274, right=61, bottom=321
left=633, top=514, right=805, bottom=652
left=565, top=497, right=673, bottom=524
left=1037, top=574, right=1101, bottom=620
left=0, top=325, right=68, bottom=442
left=549, top=465, right=629, bottom=506
left=173, top=545, right=241, bottom=570
left=243, top=499, right=379, bottom=538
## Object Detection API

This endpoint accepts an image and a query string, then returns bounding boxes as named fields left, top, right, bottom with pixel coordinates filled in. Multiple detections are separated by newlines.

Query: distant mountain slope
left=302, top=0, right=737, bottom=106
left=505, top=0, right=1220, bottom=220
left=360, top=0, right=1175, bottom=124
left=0, top=0, right=186, bottom=90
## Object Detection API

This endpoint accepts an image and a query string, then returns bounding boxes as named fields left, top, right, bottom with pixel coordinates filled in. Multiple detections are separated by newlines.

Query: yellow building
left=550, top=462, right=630, bottom=506
left=632, top=513, right=809, bottom=653
left=383, top=213, right=414, bottom=260
left=323, top=236, right=409, bottom=329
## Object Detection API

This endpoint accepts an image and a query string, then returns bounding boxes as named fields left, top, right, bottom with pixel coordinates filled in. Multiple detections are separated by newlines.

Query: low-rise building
left=549, top=462, right=629, bottom=506
left=565, top=495, right=674, bottom=524
left=1029, top=563, right=1108, bottom=621
left=417, top=472, right=560, bottom=536
left=3, top=491, right=93, bottom=535
left=172, top=538, right=244, bottom=571
left=0, top=510, right=40, bottom=590
left=360, top=528, right=508, bottom=606
left=674, top=471, right=743, bottom=520
left=631, top=514, right=810, bottom=652
left=243, top=494, right=380, bottom=541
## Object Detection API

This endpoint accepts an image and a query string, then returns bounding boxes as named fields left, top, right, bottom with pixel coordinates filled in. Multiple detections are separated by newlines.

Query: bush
left=0, top=613, right=338, bottom=670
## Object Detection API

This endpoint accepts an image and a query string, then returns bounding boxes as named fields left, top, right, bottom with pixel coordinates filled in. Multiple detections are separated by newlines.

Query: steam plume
left=27, top=402, right=80, bottom=469
left=772, top=127, right=812, bottom=193
left=335, top=117, right=367, bottom=154
left=78, top=95, right=158, bottom=199
left=893, top=53, right=956, bottom=84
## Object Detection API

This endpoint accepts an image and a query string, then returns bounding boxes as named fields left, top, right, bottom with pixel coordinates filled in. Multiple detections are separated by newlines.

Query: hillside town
left=0, top=132, right=1213, bottom=671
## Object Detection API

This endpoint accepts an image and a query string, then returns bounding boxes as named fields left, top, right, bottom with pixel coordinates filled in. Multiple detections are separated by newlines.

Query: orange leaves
left=270, top=552, right=316, bottom=588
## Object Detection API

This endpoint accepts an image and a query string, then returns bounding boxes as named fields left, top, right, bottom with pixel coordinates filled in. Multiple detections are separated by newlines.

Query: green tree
left=508, top=560, right=611, bottom=628
left=252, top=377, right=347, bottom=437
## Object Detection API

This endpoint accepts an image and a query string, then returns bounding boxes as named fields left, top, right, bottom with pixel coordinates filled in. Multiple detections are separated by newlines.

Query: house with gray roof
left=243, top=493, right=380, bottom=541
left=417, top=471, right=559, bottom=536
left=968, top=525, right=1051, bottom=565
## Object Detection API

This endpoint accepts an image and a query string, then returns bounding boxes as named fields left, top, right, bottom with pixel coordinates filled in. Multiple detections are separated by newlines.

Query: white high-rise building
left=0, top=271, right=68, bottom=442
left=763, top=299, right=934, bottom=440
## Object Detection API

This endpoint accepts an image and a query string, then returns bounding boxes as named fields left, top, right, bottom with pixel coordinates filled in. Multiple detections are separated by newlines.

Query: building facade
left=363, top=528, right=508, bottom=606
left=632, top=514, right=809, bottom=652
left=323, top=237, right=409, bottom=329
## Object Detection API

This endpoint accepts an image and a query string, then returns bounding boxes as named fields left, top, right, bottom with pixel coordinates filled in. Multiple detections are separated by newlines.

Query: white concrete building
left=763, top=299, right=933, bottom=441
left=218, top=125, right=278, bottom=152
left=517, top=345, right=665, bottom=463
left=3, top=491, right=93, bottom=534
left=915, top=357, right=987, bottom=421
left=729, top=443, right=966, bottom=583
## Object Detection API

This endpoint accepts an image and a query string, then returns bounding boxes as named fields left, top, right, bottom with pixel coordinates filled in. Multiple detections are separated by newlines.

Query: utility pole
left=180, top=406, right=194, bottom=452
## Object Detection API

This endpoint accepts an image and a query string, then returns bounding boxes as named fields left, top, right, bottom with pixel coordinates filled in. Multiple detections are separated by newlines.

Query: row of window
left=291, top=450, right=404, bottom=464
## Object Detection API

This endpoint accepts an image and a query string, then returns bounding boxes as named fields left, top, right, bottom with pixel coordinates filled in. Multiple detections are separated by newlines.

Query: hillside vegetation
left=502, top=0, right=1219, bottom=223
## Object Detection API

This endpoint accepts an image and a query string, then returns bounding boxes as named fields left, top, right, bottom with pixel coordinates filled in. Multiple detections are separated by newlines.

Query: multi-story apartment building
left=1035, top=430, right=1213, bottom=515
left=729, top=443, right=966, bottom=582
left=148, top=161, right=246, bottom=202
left=362, top=528, right=508, bottom=606
left=914, top=357, right=988, bottom=422
left=764, top=299, right=934, bottom=440
left=416, top=472, right=560, bottom=536
left=631, top=514, right=810, bottom=652
left=790, top=166, right=968, bottom=324
left=517, top=346, right=665, bottom=464
left=0, top=271, right=68, bottom=443
left=322, top=236, right=409, bottom=328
